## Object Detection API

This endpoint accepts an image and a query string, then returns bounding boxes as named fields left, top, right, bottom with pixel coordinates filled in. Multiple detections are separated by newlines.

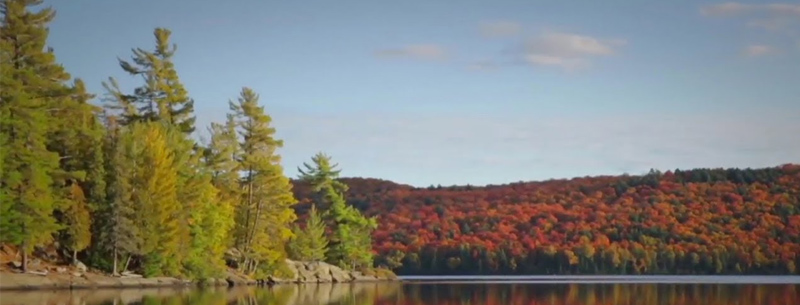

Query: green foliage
left=0, top=0, right=66, bottom=266
left=229, top=87, right=297, bottom=275
left=326, top=189, right=378, bottom=270
left=94, top=116, right=141, bottom=273
left=298, top=154, right=376, bottom=270
left=288, top=204, right=328, bottom=261
left=128, top=122, right=183, bottom=276
left=62, top=184, right=92, bottom=256
left=103, top=28, right=196, bottom=134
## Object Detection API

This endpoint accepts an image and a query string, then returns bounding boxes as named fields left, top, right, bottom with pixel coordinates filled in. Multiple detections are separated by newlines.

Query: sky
left=44, top=0, right=800, bottom=187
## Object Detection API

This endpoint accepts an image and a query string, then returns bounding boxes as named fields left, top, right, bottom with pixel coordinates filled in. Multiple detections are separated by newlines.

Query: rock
left=120, top=273, right=143, bottom=279
left=0, top=244, right=14, bottom=255
left=56, top=267, right=67, bottom=273
left=7, top=261, right=22, bottom=269
left=351, top=271, right=378, bottom=282
left=72, top=272, right=83, bottom=277
left=27, top=270, right=48, bottom=276
left=224, top=248, right=243, bottom=268
left=328, top=266, right=352, bottom=283
left=74, top=260, right=88, bottom=273
left=29, top=259, right=41, bottom=268
left=225, top=270, right=255, bottom=286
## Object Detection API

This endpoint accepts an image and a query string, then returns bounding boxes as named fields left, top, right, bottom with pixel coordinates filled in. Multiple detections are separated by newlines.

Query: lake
left=2, top=276, right=799, bottom=305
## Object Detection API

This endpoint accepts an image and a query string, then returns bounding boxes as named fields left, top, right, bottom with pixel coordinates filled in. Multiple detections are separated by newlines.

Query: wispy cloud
left=466, top=60, right=501, bottom=71
left=519, top=31, right=626, bottom=70
left=479, top=21, right=523, bottom=38
left=701, top=2, right=800, bottom=31
left=374, top=44, right=448, bottom=60
left=701, top=3, right=800, bottom=17
left=275, top=112, right=800, bottom=186
left=700, top=2, right=755, bottom=16
left=743, top=44, right=777, bottom=56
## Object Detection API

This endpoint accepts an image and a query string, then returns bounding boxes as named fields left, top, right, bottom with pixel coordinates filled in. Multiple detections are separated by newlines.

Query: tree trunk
left=122, top=254, right=132, bottom=273
left=112, top=247, right=118, bottom=276
left=73, top=249, right=78, bottom=265
left=21, top=240, right=28, bottom=273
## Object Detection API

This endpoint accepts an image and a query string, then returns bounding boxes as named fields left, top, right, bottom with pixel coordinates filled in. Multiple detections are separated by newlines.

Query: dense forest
left=294, top=165, right=800, bottom=275
left=0, top=0, right=374, bottom=280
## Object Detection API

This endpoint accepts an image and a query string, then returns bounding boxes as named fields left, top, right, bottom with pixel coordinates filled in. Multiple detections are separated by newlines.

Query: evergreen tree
left=298, top=152, right=348, bottom=212
left=298, top=153, right=376, bottom=270
left=288, top=204, right=328, bottom=262
left=0, top=0, right=68, bottom=272
left=205, top=116, right=240, bottom=246
left=103, top=28, right=196, bottom=134
left=127, top=122, right=182, bottom=277
left=325, top=186, right=377, bottom=269
left=49, top=79, right=106, bottom=265
left=62, top=184, right=91, bottom=264
left=182, top=168, right=232, bottom=279
left=102, top=27, right=215, bottom=278
left=97, top=115, right=141, bottom=275
left=230, top=87, right=297, bottom=275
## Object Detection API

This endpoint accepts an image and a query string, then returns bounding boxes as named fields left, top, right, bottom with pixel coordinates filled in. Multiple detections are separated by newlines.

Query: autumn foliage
left=294, top=164, right=800, bottom=275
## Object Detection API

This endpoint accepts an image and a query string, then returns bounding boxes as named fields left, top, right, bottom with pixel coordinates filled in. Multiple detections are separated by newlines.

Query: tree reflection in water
left=0, top=282, right=796, bottom=305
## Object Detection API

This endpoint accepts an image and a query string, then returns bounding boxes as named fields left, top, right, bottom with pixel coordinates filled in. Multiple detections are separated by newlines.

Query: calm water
left=2, top=276, right=799, bottom=305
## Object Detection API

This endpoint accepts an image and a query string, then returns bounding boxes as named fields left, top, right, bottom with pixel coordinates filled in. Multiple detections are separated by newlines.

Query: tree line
left=0, top=0, right=374, bottom=279
left=292, top=165, right=800, bottom=275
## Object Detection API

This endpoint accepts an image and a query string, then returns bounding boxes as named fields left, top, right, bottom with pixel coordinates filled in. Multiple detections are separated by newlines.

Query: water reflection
left=0, top=282, right=797, bottom=305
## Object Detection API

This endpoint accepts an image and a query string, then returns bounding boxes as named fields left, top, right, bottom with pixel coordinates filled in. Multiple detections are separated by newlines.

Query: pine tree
left=288, top=204, right=328, bottom=262
left=0, top=0, right=69, bottom=272
left=102, top=27, right=210, bottom=277
left=298, top=152, right=348, bottom=212
left=62, top=184, right=91, bottom=264
left=126, top=122, right=182, bottom=277
left=103, top=28, right=195, bottom=134
left=298, top=153, right=376, bottom=270
left=324, top=186, right=377, bottom=269
left=205, top=116, right=240, bottom=245
left=97, top=115, right=141, bottom=275
left=49, top=79, right=106, bottom=265
left=229, top=87, right=297, bottom=275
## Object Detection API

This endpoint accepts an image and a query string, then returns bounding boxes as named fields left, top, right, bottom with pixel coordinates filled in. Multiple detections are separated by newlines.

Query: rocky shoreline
left=0, top=260, right=397, bottom=291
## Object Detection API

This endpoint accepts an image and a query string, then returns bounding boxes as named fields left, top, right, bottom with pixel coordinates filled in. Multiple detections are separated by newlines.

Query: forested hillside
left=295, top=165, right=800, bottom=275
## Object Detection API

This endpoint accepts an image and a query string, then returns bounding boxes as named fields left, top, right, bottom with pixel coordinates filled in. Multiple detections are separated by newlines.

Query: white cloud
left=374, top=44, right=448, bottom=60
left=479, top=21, right=522, bottom=37
left=274, top=112, right=800, bottom=186
left=744, top=44, right=777, bottom=56
left=520, top=32, right=626, bottom=70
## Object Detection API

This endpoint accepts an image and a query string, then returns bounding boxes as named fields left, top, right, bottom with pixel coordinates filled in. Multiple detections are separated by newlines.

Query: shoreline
left=0, top=271, right=397, bottom=291
left=0, top=259, right=398, bottom=291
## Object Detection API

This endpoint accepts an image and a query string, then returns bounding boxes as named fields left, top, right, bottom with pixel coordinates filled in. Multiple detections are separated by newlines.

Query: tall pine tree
left=298, top=153, right=376, bottom=270
left=97, top=115, right=140, bottom=275
left=0, top=0, right=69, bottom=272
left=229, top=87, right=297, bottom=275
left=127, top=122, right=182, bottom=277
left=103, top=28, right=195, bottom=134
left=50, top=79, right=106, bottom=265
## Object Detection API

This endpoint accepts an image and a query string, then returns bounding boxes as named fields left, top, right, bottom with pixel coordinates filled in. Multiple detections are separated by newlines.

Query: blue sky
left=45, top=0, right=799, bottom=187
